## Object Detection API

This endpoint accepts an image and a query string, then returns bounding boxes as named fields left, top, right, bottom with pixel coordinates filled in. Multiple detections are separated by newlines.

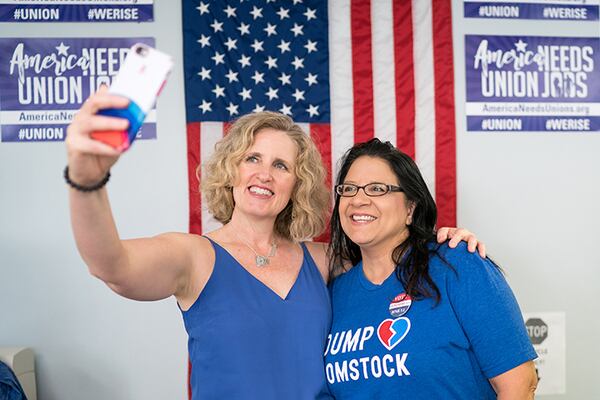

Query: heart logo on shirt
left=377, top=317, right=411, bottom=351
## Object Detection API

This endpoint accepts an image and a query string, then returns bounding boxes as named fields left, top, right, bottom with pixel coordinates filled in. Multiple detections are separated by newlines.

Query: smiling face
left=339, top=156, right=415, bottom=256
left=231, top=128, right=298, bottom=221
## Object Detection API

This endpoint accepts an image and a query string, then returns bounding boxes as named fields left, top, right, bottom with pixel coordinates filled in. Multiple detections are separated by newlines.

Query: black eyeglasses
left=335, top=183, right=404, bottom=197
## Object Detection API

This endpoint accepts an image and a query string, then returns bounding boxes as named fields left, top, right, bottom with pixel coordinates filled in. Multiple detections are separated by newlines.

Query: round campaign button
left=389, top=293, right=412, bottom=317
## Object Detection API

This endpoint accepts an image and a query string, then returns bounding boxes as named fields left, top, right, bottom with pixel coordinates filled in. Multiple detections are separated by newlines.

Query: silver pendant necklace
left=235, top=233, right=278, bottom=267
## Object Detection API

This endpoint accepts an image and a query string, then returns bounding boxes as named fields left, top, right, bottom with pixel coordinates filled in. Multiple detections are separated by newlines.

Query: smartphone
left=91, top=43, right=173, bottom=151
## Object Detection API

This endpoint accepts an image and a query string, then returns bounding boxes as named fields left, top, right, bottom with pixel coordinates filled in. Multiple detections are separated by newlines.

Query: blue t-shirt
left=181, top=239, right=333, bottom=399
left=325, top=242, right=536, bottom=399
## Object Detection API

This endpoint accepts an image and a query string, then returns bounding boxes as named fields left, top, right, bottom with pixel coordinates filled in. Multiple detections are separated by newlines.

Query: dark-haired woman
left=325, top=139, right=538, bottom=399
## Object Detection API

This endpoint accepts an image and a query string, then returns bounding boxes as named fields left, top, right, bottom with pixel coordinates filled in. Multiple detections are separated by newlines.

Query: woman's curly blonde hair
left=200, top=111, right=330, bottom=241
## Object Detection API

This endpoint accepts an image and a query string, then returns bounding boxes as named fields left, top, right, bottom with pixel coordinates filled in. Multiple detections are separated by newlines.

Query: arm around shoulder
left=490, top=360, right=538, bottom=399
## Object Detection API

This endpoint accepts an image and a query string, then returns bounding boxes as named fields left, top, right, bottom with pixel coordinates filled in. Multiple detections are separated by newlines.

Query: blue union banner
left=0, top=0, right=153, bottom=23
left=465, top=35, right=600, bottom=132
left=0, top=38, right=157, bottom=143
left=464, top=0, right=599, bottom=21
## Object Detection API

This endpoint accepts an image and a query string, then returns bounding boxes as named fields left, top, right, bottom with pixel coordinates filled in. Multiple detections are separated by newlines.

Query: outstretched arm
left=66, top=88, right=202, bottom=302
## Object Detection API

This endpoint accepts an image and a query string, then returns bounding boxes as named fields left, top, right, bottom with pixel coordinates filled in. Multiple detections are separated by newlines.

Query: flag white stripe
left=412, top=0, right=437, bottom=198
left=328, top=0, right=354, bottom=180
left=371, top=0, right=397, bottom=146
left=201, top=122, right=225, bottom=234
left=297, top=122, right=310, bottom=137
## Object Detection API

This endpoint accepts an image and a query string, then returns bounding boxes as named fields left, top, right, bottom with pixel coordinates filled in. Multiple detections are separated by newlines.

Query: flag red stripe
left=432, top=0, right=457, bottom=227
left=187, top=360, right=192, bottom=400
left=310, top=123, right=332, bottom=243
left=186, top=123, right=200, bottom=400
left=350, top=0, right=375, bottom=143
left=392, top=0, right=415, bottom=159
left=310, top=123, right=333, bottom=187
left=186, top=122, right=202, bottom=235
left=223, top=121, right=232, bottom=135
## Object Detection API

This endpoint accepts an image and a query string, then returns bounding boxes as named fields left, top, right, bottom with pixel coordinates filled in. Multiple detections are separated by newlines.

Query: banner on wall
left=523, top=312, right=566, bottom=395
left=465, top=35, right=600, bottom=132
left=0, top=0, right=153, bottom=23
left=0, top=37, right=157, bottom=143
left=464, top=0, right=599, bottom=21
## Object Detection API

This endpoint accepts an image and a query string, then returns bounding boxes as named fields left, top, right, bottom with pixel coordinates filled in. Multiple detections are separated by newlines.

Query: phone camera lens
left=135, top=45, right=148, bottom=57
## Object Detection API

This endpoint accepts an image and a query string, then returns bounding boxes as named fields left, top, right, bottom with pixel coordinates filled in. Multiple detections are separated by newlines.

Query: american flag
left=182, top=0, right=456, bottom=239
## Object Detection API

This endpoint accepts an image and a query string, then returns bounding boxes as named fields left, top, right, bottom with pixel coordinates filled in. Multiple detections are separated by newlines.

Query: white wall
left=1, top=1, right=598, bottom=399
left=0, top=2, right=189, bottom=399
left=452, top=1, right=600, bottom=398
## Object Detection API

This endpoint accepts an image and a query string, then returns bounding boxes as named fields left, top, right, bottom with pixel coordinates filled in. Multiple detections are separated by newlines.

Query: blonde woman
left=65, top=89, right=480, bottom=399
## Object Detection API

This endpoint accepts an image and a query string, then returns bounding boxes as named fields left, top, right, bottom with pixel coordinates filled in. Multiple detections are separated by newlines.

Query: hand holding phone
left=91, top=43, right=173, bottom=151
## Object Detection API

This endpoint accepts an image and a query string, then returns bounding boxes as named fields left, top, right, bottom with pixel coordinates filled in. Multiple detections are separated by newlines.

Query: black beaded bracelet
left=64, top=166, right=110, bottom=192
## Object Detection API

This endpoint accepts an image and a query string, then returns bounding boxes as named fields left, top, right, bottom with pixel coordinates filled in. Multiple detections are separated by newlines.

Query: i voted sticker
left=389, top=292, right=412, bottom=317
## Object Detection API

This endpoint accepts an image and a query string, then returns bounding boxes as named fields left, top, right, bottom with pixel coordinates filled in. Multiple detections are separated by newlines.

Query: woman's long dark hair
left=328, top=138, right=444, bottom=302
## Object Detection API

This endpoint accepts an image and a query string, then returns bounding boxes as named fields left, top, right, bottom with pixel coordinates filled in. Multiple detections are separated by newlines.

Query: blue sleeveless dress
left=180, top=238, right=332, bottom=399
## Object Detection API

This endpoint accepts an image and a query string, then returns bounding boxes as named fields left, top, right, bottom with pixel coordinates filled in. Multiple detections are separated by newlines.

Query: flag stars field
left=184, top=0, right=330, bottom=122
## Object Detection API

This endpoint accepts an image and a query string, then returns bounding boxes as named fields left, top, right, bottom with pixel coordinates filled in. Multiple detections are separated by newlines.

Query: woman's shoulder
left=152, top=231, right=212, bottom=253
left=157, top=232, right=216, bottom=276
left=302, top=241, right=329, bottom=283
left=428, top=240, right=496, bottom=277
left=168, top=231, right=214, bottom=251
left=427, top=241, right=507, bottom=298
